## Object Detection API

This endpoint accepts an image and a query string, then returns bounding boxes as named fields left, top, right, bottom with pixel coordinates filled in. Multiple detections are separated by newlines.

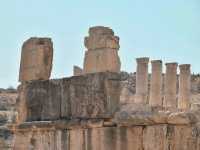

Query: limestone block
left=69, top=129, right=85, bottom=150
left=83, top=48, right=121, bottom=74
left=114, top=127, right=143, bottom=150
left=73, top=66, right=83, bottom=76
left=19, top=37, right=53, bottom=82
left=18, top=72, right=121, bottom=121
left=143, top=125, right=168, bottom=150
left=13, top=130, right=63, bottom=150
left=13, top=131, right=32, bottom=150
left=16, top=84, right=28, bottom=123
left=85, top=127, right=143, bottom=150
left=22, top=80, right=62, bottom=121
left=170, top=126, right=198, bottom=150
left=65, top=73, right=121, bottom=118
left=114, top=104, right=168, bottom=126
left=84, top=26, right=119, bottom=50
left=167, top=112, right=197, bottom=125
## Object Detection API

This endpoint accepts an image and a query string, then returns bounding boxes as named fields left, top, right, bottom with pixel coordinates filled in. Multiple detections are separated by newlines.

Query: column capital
left=136, top=57, right=149, bottom=63
left=151, top=60, right=162, bottom=64
left=165, top=62, right=178, bottom=68
left=179, top=64, right=191, bottom=70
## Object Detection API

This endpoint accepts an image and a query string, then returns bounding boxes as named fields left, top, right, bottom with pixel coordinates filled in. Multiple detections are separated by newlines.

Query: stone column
left=163, top=63, right=178, bottom=108
left=178, top=64, right=191, bottom=110
left=135, top=57, right=149, bottom=104
left=83, top=26, right=121, bottom=74
left=149, top=60, right=162, bottom=107
left=19, top=37, right=53, bottom=82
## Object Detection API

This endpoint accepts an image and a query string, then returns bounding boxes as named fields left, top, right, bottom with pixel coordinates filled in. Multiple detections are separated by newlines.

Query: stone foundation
left=7, top=119, right=200, bottom=150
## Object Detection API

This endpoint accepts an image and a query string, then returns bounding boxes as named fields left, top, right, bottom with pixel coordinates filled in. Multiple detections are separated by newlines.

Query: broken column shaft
left=163, top=63, right=178, bottom=109
left=135, top=57, right=149, bottom=104
left=149, top=60, right=162, bottom=107
left=178, top=64, right=191, bottom=110
left=83, top=26, right=121, bottom=74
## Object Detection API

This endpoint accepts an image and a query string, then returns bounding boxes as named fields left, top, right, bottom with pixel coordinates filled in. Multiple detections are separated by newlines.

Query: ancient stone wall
left=1, top=26, right=200, bottom=149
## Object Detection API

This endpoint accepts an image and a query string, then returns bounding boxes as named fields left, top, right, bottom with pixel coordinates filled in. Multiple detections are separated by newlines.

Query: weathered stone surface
left=0, top=127, right=14, bottom=149
left=167, top=112, right=197, bottom=125
left=178, top=64, right=191, bottom=110
left=19, top=37, right=53, bottom=82
left=17, top=80, right=62, bottom=122
left=83, top=49, right=121, bottom=74
left=114, top=104, right=169, bottom=126
left=170, top=126, right=198, bottom=150
left=13, top=130, right=62, bottom=150
left=0, top=93, right=17, bottom=111
left=135, top=57, right=149, bottom=104
left=9, top=122, right=200, bottom=150
left=143, top=125, right=167, bottom=150
left=73, top=65, right=83, bottom=76
left=83, top=26, right=121, bottom=74
left=191, top=103, right=200, bottom=111
left=17, top=72, right=121, bottom=121
left=149, top=60, right=162, bottom=107
left=84, top=26, right=119, bottom=50
left=163, top=63, right=178, bottom=109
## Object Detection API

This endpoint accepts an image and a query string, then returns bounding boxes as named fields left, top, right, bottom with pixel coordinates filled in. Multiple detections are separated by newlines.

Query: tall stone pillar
left=163, top=63, right=178, bottom=108
left=149, top=60, right=162, bottom=107
left=135, top=57, right=149, bottom=104
left=19, top=38, right=53, bottom=82
left=178, top=64, right=191, bottom=110
left=83, top=26, right=121, bottom=74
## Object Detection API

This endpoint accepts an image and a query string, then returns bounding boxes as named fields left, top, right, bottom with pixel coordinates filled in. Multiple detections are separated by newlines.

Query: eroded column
left=149, top=60, right=162, bottom=107
left=178, top=64, right=191, bottom=110
left=135, top=57, right=149, bottom=104
left=83, top=26, right=121, bottom=74
left=163, top=63, right=178, bottom=108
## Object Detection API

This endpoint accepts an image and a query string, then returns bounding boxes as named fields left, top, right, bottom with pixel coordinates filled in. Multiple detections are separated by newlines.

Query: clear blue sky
left=0, top=0, right=199, bottom=88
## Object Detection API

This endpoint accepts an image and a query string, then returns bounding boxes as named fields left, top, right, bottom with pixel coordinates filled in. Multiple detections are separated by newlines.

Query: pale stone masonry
left=135, top=57, right=149, bottom=104
left=149, top=60, right=162, bottom=106
left=3, top=26, right=200, bottom=149
left=83, top=26, right=121, bottom=74
left=178, top=64, right=191, bottom=110
left=163, top=63, right=178, bottom=108
left=19, top=38, right=53, bottom=82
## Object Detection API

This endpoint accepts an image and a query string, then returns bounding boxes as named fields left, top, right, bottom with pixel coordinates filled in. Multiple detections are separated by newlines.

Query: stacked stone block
left=83, top=26, right=121, bottom=74
left=6, top=26, right=199, bottom=150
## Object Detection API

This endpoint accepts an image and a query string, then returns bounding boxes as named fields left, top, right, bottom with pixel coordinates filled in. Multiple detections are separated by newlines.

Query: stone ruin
left=1, top=26, right=200, bottom=149
left=75, top=26, right=121, bottom=75
left=19, top=38, right=53, bottom=82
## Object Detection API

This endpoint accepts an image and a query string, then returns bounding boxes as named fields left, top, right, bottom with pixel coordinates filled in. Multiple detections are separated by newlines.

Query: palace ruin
left=0, top=26, right=200, bottom=149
